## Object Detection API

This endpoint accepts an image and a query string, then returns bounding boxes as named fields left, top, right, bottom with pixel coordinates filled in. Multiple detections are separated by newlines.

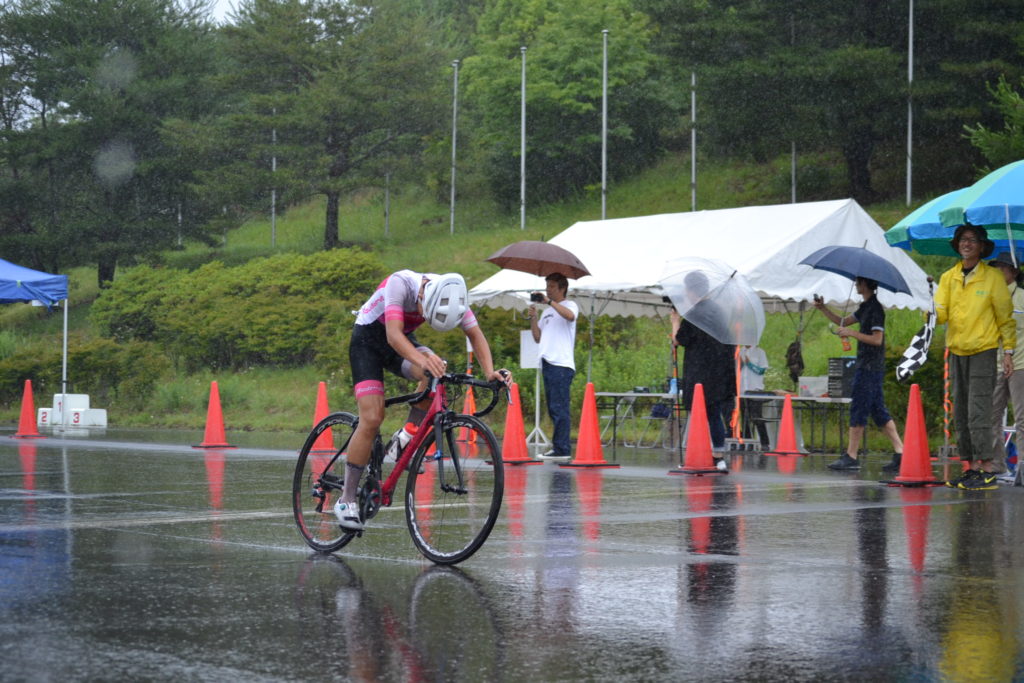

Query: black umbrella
left=799, top=245, right=912, bottom=295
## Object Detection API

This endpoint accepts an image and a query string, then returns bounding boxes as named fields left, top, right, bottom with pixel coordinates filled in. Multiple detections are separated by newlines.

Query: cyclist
left=336, top=270, right=511, bottom=531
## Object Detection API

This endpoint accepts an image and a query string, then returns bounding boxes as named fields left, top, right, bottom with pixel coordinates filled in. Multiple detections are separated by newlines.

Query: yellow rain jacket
left=935, top=260, right=1015, bottom=356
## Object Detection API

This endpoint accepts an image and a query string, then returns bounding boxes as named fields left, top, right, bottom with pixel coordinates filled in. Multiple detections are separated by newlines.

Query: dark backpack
left=785, top=338, right=804, bottom=384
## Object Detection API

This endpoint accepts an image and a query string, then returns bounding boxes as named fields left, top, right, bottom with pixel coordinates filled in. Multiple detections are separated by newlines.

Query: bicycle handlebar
left=384, top=371, right=511, bottom=418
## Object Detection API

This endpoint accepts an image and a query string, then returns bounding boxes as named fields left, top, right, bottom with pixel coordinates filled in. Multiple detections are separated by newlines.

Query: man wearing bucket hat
left=935, top=225, right=1016, bottom=490
left=988, top=251, right=1024, bottom=483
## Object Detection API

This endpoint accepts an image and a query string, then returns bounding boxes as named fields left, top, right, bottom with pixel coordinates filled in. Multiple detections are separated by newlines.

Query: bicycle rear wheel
left=405, top=414, right=504, bottom=564
left=293, top=412, right=359, bottom=553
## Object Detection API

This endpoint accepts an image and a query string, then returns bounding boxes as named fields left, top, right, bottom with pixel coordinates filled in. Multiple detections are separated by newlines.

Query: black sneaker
left=827, top=454, right=860, bottom=470
left=881, top=453, right=902, bottom=472
left=959, top=471, right=999, bottom=490
left=945, top=469, right=978, bottom=488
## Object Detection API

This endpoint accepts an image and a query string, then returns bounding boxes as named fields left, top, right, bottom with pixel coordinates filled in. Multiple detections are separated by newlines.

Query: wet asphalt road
left=2, top=430, right=1023, bottom=682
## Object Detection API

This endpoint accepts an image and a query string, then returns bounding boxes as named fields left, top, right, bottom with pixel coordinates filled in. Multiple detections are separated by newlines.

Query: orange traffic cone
left=459, top=387, right=478, bottom=443
left=502, top=383, right=540, bottom=465
left=193, top=381, right=236, bottom=449
left=561, top=382, right=620, bottom=468
left=310, top=382, right=334, bottom=454
left=766, top=394, right=803, bottom=456
left=13, top=379, right=44, bottom=438
left=884, top=383, right=940, bottom=486
left=668, top=384, right=723, bottom=475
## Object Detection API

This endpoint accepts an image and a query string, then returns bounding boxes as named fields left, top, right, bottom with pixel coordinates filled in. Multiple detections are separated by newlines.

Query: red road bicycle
left=293, top=372, right=509, bottom=565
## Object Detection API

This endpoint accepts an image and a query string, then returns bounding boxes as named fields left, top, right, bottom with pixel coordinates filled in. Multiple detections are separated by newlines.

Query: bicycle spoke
left=293, top=412, right=360, bottom=553
left=405, top=415, right=503, bottom=564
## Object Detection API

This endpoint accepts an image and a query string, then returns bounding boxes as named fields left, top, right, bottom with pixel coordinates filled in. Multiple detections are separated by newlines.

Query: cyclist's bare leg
left=349, top=393, right=385, bottom=468
left=401, top=369, right=431, bottom=425
left=339, top=394, right=384, bottom=504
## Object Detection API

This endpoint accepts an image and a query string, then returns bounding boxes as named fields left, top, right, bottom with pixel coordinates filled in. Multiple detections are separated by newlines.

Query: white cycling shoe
left=333, top=499, right=364, bottom=531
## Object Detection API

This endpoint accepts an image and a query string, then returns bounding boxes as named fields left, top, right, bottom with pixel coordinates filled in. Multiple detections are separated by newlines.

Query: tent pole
left=61, top=297, right=69, bottom=432
left=526, top=366, right=551, bottom=449
left=587, top=293, right=595, bottom=383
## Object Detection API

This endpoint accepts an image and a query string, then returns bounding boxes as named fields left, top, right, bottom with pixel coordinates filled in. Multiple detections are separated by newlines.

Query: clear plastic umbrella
left=659, top=256, right=766, bottom=346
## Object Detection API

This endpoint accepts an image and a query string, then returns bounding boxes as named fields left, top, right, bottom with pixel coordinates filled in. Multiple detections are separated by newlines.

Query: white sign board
left=519, top=330, right=540, bottom=369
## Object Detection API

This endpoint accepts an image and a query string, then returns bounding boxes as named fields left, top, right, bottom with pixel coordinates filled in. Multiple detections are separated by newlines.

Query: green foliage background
left=0, top=154, right=959, bottom=452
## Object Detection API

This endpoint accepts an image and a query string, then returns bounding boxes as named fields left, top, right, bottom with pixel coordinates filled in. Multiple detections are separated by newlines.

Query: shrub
left=70, top=338, right=171, bottom=405
left=90, top=266, right=187, bottom=342
left=0, top=344, right=62, bottom=404
left=90, top=249, right=386, bottom=370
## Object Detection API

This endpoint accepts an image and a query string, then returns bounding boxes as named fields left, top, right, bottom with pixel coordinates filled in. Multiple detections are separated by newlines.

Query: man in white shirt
left=529, top=273, right=579, bottom=460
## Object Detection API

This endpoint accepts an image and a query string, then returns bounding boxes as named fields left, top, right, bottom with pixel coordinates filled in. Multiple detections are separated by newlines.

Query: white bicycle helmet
left=421, top=273, right=468, bottom=332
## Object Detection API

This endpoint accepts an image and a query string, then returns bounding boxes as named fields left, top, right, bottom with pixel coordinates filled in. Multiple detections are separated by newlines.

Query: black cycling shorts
left=349, top=321, right=430, bottom=399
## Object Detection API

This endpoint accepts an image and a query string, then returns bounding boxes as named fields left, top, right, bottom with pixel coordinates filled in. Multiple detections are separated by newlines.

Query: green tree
left=965, top=75, right=1024, bottom=171
left=0, top=0, right=224, bottom=282
left=640, top=0, right=906, bottom=201
left=186, top=0, right=449, bottom=250
left=639, top=0, right=1024, bottom=201
left=464, top=0, right=671, bottom=209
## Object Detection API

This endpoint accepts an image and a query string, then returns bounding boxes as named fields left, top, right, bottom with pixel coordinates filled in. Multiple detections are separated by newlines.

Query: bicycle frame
left=378, top=379, right=450, bottom=507
left=308, top=373, right=502, bottom=513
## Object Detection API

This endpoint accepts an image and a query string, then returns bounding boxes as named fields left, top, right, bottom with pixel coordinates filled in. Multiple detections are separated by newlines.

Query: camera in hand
left=530, top=292, right=545, bottom=303
left=661, top=295, right=672, bottom=304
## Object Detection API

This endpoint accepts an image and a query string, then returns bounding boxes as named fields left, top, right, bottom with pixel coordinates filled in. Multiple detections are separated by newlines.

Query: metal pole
left=690, top=71, right=697, bottom=212
left=791, top=141, right=797, bottom=203
left=906, top=0, right=914, bottom=206
left=526, top=366, right=551, bottom=448
left=790, top=14, right=796, bottom=204
left=271, top=108, right=277, bottom=247
left=520, top=46, right=527, bottom=231
left=601, top=29, right=609, bottom=220
left=61, top=297, right=68, bottom=432
left=450, top=59, right=459, bottom=236
left=587, top=292, right=595, bottom=383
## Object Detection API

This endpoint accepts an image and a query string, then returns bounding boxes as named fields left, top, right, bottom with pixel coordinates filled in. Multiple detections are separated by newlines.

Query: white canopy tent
left=470, top=199, right=933, bottom=316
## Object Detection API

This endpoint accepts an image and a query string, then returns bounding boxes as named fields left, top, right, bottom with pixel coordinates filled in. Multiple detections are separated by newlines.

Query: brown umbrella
left=485, top=240, right=590, bottom=279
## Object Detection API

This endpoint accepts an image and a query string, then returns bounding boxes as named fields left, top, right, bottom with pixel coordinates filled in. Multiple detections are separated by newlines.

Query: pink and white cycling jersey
left=354, top=269, right=477, bottom=334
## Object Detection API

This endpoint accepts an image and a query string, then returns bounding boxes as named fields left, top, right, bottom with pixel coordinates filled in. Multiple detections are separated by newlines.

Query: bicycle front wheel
left=405, top=415, right=504, bottom=565
left=293, top=412, right=359, bottom=553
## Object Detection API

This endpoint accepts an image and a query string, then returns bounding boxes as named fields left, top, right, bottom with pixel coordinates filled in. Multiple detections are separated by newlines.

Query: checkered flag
left=896, top=308, right=935, bottom=383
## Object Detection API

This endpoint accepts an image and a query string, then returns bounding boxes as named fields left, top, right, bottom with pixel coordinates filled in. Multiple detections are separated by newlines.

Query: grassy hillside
left=1, top=153, right=948, bottom=450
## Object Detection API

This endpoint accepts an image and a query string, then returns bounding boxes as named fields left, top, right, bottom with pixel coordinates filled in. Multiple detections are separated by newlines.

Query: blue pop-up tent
left=0, top=258, right=70, bottom=424
left=0, top=258, right=68, bottom=306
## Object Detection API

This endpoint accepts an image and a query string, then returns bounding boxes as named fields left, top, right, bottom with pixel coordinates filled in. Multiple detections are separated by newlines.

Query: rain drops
left=94, top=139, right=136, bottom=187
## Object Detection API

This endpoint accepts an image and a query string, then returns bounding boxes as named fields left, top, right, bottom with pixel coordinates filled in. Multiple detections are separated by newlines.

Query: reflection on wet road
left=2, top=434, right=1023, bottom=681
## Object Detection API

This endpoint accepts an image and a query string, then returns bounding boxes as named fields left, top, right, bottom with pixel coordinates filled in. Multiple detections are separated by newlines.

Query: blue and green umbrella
left=939, top=159, right=1024, bottom=233
left=884, top=189, right=964, bottom=256
left=886, top=159, right=1024, bottom=259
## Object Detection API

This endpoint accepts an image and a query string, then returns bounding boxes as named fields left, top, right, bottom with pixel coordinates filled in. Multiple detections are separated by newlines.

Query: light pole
left=690, top=71, right=697, bottom=211
left=601, top=29, right=609, bottom=220
left=271, top=107, right=277, bottom=247
left=520, top=46, right=527, bottom=230
left=450, top=59, right=459, bottom=236
left=906, top=0, right=914, bottom=206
